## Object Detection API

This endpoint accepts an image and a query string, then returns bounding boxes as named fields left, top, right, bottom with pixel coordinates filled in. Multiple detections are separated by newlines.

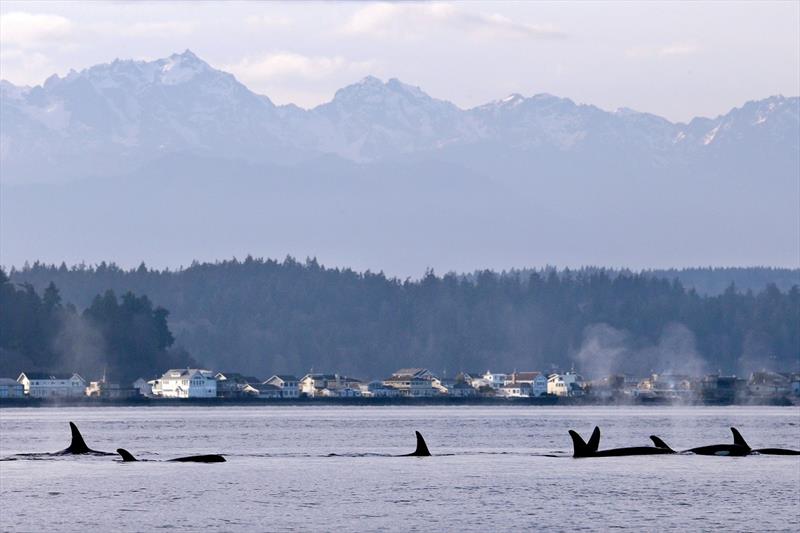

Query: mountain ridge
left=2, top=50, right=797, bottom=183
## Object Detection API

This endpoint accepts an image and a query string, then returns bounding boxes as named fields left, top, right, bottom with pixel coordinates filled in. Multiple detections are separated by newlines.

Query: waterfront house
left=362, top=380, right=401, bottom=397
left=384, top=369, right=438, bottom=397
left=252, top=383, right=282, bottom=399
left=0, top=378, right=24, bottom=398
left=215, top=372, right=262, bottom=398
left=504, top=372, right=548, bottom=397
left=264, top=375, right=300, bottom=398
left=85, top=379, right=139, bottom=399
left=483, top=371, right=508, bottom=390
left=158, top=369, right=217, bottom=398
left=747, top=371, right=791, bottom=397
left=299, top=373, right=362, bottom=397
left=17, top=372, right=86, bottom=398
left=498, top=382, right=533, bottom=398
left=547, top=374, right=568, bottom=396
left=699, top=375, right=746, bottom=403
left=432, top=378, right=477, bottom=397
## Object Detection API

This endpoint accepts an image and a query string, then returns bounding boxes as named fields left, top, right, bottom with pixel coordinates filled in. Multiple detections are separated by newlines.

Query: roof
left=267, top=374, right=299, bottom=382
left=162, top=368, right=214, bottom=379
left=18, top=372, right=81, bottom=381
left=216, top=372, right=261, bottom=384
left=253, top=383, right=281, bottom=392
left=507, top=372, right=542, bottom=381
left=391, top=368, right=431, bottom=378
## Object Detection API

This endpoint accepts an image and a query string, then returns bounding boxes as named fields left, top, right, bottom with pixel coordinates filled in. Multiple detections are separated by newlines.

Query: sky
left=1, top=1, right=798, bottom=122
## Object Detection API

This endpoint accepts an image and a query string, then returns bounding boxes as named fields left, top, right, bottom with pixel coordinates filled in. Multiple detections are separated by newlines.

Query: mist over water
left=1, top=406, right=798, bottom=532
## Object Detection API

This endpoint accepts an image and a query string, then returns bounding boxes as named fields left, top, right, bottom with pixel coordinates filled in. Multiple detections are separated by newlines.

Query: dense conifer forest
left=4, top=260, right=798, bottom=381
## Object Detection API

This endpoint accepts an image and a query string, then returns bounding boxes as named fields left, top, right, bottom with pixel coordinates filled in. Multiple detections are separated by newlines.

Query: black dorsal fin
left=650, top=435, right=674, bottom=451
left=587, top=426, right=601, bottom=452
left=117, top=448, right=138, bottom=462
left=67, top=422, right=90, bottom=454
left=568, top=429, right=589, bottom=457
left=730, top=427, right=750, bottom=449
left=412, top=431, right=431, bottom=456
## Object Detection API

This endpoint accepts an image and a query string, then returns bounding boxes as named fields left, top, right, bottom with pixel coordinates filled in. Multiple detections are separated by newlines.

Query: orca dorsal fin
left=67, top=422, right=90, bottom=454
left=650, top=435, right=674, bottom=451
left=568, top=430, right=590, bottom=457
left=116, top=448, right=138, bottom=462
left=730, top=427, right=750, bottom=449
left=412, top=431, right=431, bottom=457
left=587, top=426, right=601, bottom=452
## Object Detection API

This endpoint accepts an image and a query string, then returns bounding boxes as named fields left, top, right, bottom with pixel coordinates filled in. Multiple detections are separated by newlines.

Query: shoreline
left=1, top=396, right=796, bottom=408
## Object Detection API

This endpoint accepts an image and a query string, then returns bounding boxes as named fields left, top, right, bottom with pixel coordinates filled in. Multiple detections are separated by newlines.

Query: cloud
left=0, top=12, right=74, bottom=48
left=342, top=2, right=563, bottom=40
left=225, top=52, right=374, bottom=83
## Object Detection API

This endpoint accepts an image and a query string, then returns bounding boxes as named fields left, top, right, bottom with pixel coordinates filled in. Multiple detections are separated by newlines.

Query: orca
left=649, top=432, right=750, bottom=457
left=401, top=431, right=431, bottom=457
left=117, top=448, right=226, bottom=463
left=55, top=422, right=115, bottom=456
left=569, top=427, right=674, bottom=458
left=730, top=427, right=800, bottom=456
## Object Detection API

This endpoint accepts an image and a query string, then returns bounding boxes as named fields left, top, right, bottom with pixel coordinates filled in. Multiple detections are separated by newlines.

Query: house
left=547, top=374, right=568, bottom=396
left=17, top=373, right=86, bottom=398
left=384, top=368, right=438, bottom=397
left=432, top=378, right=477, bottom=397
left=85, top=379, right=139, bottom=399
left=699, top=375, right=747, bottom=403
left=252, top=383, right=282, bottom=399
left=158, top=369, right=217, bottom=398
left=299, top=373, right=362, bottom=397
left=215, top=372, right=262, bottom=398
left=362, top=380, right=401, bottom=397
left=747, top=372, right=791, bottom=397
left=636, top=374, right=694, bottom=400
left=791, top=374, right=800, bottom=397
left=0, top=378, right=24, bottom=398
left=504, top=372, right=548, bottom=397
left=483, top=371, right=508, bottom=390
left=497, top=382, right=532, bottom=398
left=264, top=375, right=299, bottom=398
left=336, top=386, right=362, bottom=398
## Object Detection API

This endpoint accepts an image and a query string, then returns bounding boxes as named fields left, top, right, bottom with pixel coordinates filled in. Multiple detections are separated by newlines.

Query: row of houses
left=4, top=369, right=800, bottom=401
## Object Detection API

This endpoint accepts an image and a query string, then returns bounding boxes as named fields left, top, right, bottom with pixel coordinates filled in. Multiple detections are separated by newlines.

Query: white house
left=299, top=373, right=362, bottom=397
left=384, top=369, right=438, bottom=397
left=498, top=382, right=532, bottom=398
left=0, top=378, right=24, bottom=398
left=548, top=372, right=586, bottom=397
left=483, top=371, right=508, bottom=390
left=17, top=373, right=86, bottom=398
left=252, top=383, right=282, bottom=399
left=264, top=375, right=299, bottom=398
left=158, top=369, right=217, bottom=398
left=362, top=380, right=401, bottom=397
left=504, top=372, right=548, bottom=397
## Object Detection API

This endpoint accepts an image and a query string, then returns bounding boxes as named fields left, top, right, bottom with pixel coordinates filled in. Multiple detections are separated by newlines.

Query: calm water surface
left=1, top=406, right=799, bottom=531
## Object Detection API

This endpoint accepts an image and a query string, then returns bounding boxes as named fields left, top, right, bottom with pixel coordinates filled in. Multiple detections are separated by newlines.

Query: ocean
left=1, top=405, right=799, bottom=531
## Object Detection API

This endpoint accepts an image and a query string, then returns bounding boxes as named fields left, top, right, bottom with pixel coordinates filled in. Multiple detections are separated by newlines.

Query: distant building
left=299, top=373, right=362, bottom=397
left=252, top=383, right=282, bottom=399
left=0, top=378, right=24, bottom=398
left=699, top=375, right=746, bottom=403
left=384, top=369, right=437, bottom=397
left=747, top=372, right=790, bottom=397
left=636, top=374, right=694, bottom=400
left=498, top=382, right=532, bottom=398
left=432, top=378, right=477, bottom=397
left=547, top=374, right=568, bottom=396
left=215, top=372, right=262, bottom=398
left=264, top=375, right=299, bottom=398
left=483, top=371, right=507, bottom=390
left=504, top=372, right=548, bottom=397
left=791, top=374, right=800, bottom=397
left=158, top=369, right=217, bottom=398
left=17, top=373, right=86, bottom=398
left=362, top=380, right=401, bottom=398
left=85, top=379, right=139, bottom=399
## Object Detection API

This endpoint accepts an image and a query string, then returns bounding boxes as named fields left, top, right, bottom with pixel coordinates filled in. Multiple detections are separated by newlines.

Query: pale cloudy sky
left=0, top=0, right=798, bottom=122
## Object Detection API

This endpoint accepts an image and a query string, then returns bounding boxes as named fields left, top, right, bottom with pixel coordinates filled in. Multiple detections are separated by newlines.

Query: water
left=1, top=406, right=799, bottom=532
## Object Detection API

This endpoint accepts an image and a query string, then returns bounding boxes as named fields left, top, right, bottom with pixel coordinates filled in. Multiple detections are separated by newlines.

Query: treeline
left=8, top=258, right=800, bottom=379
left=0, top=270, right=193, bottom=382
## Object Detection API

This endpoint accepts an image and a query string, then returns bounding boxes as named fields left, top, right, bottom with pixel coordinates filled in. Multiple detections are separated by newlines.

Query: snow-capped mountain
left=2, top=50, right=798, bottom=183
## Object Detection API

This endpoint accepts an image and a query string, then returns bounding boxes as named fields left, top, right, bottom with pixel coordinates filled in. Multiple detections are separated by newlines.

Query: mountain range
left=1, top=50, right=798, bottom=274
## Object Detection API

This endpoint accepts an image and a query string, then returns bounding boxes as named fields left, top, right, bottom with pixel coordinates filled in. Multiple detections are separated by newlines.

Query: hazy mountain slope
left=1, top=51, right=798, bottom=272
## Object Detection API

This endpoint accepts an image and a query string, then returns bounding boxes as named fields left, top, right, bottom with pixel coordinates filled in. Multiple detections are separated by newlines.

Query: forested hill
left=8, top=260, right=799, bottom=379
